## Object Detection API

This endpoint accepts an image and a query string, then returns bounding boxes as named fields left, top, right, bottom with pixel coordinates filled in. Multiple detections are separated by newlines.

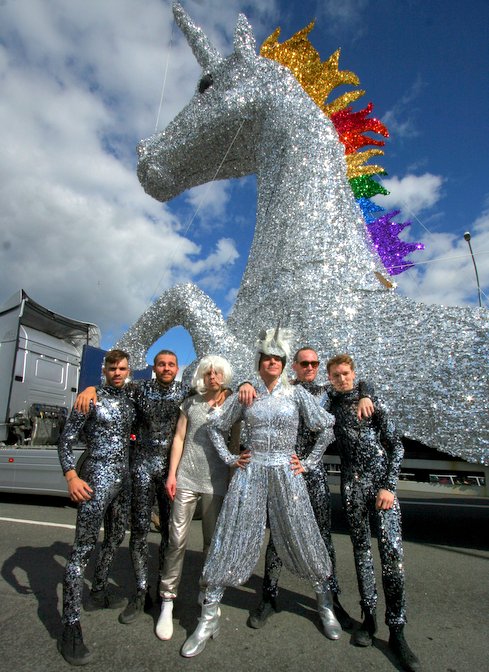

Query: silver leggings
left=159, top=488, right=224, bottom=598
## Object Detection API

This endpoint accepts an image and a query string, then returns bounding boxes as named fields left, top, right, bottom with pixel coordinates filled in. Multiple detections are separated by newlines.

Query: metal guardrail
left=323, top=455, right=489, bottom=497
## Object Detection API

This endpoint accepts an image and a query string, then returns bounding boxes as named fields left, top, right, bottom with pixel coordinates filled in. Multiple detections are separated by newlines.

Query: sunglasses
left=298, top=360, right=319, bottom=369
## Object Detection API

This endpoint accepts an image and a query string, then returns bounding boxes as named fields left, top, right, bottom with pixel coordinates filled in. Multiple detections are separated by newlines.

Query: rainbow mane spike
left=261, top=24, right=424, bottom=276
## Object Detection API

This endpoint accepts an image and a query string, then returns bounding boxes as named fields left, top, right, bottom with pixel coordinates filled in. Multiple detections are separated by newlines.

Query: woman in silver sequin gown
left=181, top=328, right=341, bottom=658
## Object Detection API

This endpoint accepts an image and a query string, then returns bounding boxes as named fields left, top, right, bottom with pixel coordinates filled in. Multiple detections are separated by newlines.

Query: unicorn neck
left=227, top=94, right=385, bottom=336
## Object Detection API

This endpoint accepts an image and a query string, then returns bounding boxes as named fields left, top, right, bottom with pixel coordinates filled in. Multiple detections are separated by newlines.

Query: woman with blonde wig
left=155, top=355, right=239, bottom=641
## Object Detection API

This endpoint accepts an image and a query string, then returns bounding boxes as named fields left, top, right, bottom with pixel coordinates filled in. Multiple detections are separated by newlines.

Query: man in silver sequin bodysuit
left=249, top=346, right=374, bottom=631
left=117, top=350, right=191, bottom=624
left=57, top=350, right=135, bottom=666
left=76, top=350, right=190, bottom=625
left=326, top=354, right=420, bottom=672
left=180, top=328, right=342, bottom=658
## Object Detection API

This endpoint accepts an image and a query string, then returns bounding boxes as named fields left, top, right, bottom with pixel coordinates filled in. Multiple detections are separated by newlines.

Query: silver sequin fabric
left=125, top=379, right=190, bottom=591
left=58, top=386, right=135, bottom=624
left=176, top=394, right=230, bottom=497
left=326, top=386, right=406, bottom=625
left=201, top=380, right=335, bottom=602
left=116, top=5, right=488, bottom=466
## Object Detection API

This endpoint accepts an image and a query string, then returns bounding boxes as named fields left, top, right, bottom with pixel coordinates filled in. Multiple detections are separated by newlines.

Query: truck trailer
left=0, top=290, right=102, bottom=496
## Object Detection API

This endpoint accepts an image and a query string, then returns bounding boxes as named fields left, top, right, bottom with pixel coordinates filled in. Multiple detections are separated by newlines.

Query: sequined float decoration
left=261, top=23, right=423, bottom=276
left=120, top=3, right=489, bottom=466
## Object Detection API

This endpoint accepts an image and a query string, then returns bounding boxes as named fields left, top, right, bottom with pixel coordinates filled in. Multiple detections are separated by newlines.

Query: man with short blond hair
left=326, top=354, right=419, bottom=672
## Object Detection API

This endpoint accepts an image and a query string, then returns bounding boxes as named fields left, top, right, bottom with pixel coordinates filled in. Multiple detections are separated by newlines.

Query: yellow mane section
left=260, top=23, right=384, bottom=178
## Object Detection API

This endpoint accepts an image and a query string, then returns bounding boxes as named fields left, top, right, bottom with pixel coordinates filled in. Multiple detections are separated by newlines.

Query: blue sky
left=1, top=0, right=488, bottom=367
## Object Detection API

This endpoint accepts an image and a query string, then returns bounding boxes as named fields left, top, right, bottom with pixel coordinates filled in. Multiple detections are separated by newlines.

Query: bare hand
left=290, top=453, right=305, bottom=475
left=165, top=474, right=177, bottom=501
left=238, top=383, right=257, bottom=407
left=74, top=387, right=97, bottom=414
left=357, top=397, right=374, bottom=420
left=235, top=450, right=251, bottom=469
left=375, top=488, right=395, bottom=510
left=68, top=476, right=93, bottom=502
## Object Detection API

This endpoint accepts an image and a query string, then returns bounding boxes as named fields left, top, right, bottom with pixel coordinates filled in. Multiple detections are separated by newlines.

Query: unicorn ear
left=234, top=13, right=257, bottom=61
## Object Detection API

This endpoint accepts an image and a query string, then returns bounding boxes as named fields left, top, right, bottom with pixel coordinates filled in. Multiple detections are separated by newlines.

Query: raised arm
left=166, top=411, right=188, bottom=501
left=357, top=379, right=375, bottom=419
left=375, top=398, right=404, bottom=495
left=295, top=386, right=335, bottom=472
left=207, top=393, right=246, bottom=466
left=74, top=386, right=98, bottom=414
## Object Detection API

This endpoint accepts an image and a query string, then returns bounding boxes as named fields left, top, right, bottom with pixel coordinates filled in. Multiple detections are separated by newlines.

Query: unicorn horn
left=173, top=2, right=222, bottom=71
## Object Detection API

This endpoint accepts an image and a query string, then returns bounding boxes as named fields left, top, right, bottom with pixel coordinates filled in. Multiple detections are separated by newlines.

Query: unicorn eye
left=198, top=73, right=213, bottom=93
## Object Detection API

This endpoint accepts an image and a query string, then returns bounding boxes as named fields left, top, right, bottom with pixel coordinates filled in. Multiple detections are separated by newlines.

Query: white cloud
left=185, top=181, right=233, bottom=227
left=382, top=77, right=424, bottom=141
left=394, top=210, right=489, bottom=307
left=0, top=0, right=280, bottom=345
left=374, top=173, right=444, bottom=216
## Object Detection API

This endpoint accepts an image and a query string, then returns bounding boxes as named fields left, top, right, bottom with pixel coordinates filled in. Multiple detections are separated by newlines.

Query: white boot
left=155, top=599, right=174, bottom=640
left=181, top=602, right=220, bottom=658
left=317, top=590, right=342, bottom=640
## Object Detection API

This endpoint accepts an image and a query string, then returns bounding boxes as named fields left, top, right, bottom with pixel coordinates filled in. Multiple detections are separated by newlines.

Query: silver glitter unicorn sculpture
left=118, top=2, right=488, bottom=465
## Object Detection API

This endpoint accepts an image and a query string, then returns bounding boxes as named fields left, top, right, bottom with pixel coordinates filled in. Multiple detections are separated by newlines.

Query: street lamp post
left=463, top=231, right=482, bottom=308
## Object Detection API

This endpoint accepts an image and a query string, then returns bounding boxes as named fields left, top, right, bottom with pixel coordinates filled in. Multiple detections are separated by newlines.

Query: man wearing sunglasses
left=249, top=347, right=374, bottom=631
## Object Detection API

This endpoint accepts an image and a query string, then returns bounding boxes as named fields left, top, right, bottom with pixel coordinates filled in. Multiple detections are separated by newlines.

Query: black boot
left=353, top=609, right=377, bottom=647
left=58, top=622, right=93, bottom=666
left=333, top=593, right=353, bottom=629
left=248, top=596, right=278, bottom=629
left=85, top=587, right=126, bottom=611
left=118, top=588, right=152, bottom=624
left=389, top=625, right=420, bottom=671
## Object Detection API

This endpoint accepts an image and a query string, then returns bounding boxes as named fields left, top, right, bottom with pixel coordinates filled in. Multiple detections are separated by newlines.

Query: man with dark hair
left=58, top=349, right=135, bottom=665
left=326, top=354, right=419, bottom=672
left=249, top=346, right=374, bottom=630
left=76, top=349, right=190, bottom=624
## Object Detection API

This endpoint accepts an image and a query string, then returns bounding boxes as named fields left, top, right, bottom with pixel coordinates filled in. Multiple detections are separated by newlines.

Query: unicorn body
left=119, top=3, right=489, bottom=464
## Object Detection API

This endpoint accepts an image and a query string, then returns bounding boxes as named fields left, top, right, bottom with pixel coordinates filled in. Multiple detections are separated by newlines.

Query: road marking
left=0, top=516, right=76, bottom=529
left=400, top=500, right=488, bottom=509
left=0, top=516, right=132, bottom=532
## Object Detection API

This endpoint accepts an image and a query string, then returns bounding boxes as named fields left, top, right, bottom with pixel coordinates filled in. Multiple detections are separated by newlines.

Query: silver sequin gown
left=202, top=380, right=335, bottom=604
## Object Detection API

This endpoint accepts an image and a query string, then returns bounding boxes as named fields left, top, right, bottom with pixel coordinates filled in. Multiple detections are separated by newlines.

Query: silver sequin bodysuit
left=58, top=385, right=135, bottom=625
left=202, top=380, right=335, bottom=603
left=127, top=379, right=190, bottom=591
left=262, top=378, right=374, bottom=599
left=326, top=386, right=406, bottom=625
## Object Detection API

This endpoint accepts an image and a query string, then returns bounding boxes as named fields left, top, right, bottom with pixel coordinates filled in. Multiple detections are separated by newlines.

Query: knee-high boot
left=181, top=602, right=220, bottom=658
left=316, top=590, right=342, bottom=640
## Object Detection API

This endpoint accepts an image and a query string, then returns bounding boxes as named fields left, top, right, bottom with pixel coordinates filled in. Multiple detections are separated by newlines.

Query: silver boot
left=181, top=602, right=220, bottom=658
left=317, top=590, right=342, bottom=640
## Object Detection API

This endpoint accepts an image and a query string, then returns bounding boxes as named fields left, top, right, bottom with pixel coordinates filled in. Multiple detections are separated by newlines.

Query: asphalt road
left=0, top=490, right=488, bottom=672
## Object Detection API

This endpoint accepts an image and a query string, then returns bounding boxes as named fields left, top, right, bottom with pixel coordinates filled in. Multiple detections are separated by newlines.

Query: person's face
left=103, top=358, right=130, bottom=388
left=153, top=354, right=179, bottom=385
left=259, top=354, right=284, bottom=383
left=292, top=349, right=320, bottom=383
left=203, top=368, right=224, bottom=392
left=328, top=363, right=356, bottom=392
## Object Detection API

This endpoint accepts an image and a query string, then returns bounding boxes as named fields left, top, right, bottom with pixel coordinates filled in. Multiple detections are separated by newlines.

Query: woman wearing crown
left=180, top=327, right=340, bottom=657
